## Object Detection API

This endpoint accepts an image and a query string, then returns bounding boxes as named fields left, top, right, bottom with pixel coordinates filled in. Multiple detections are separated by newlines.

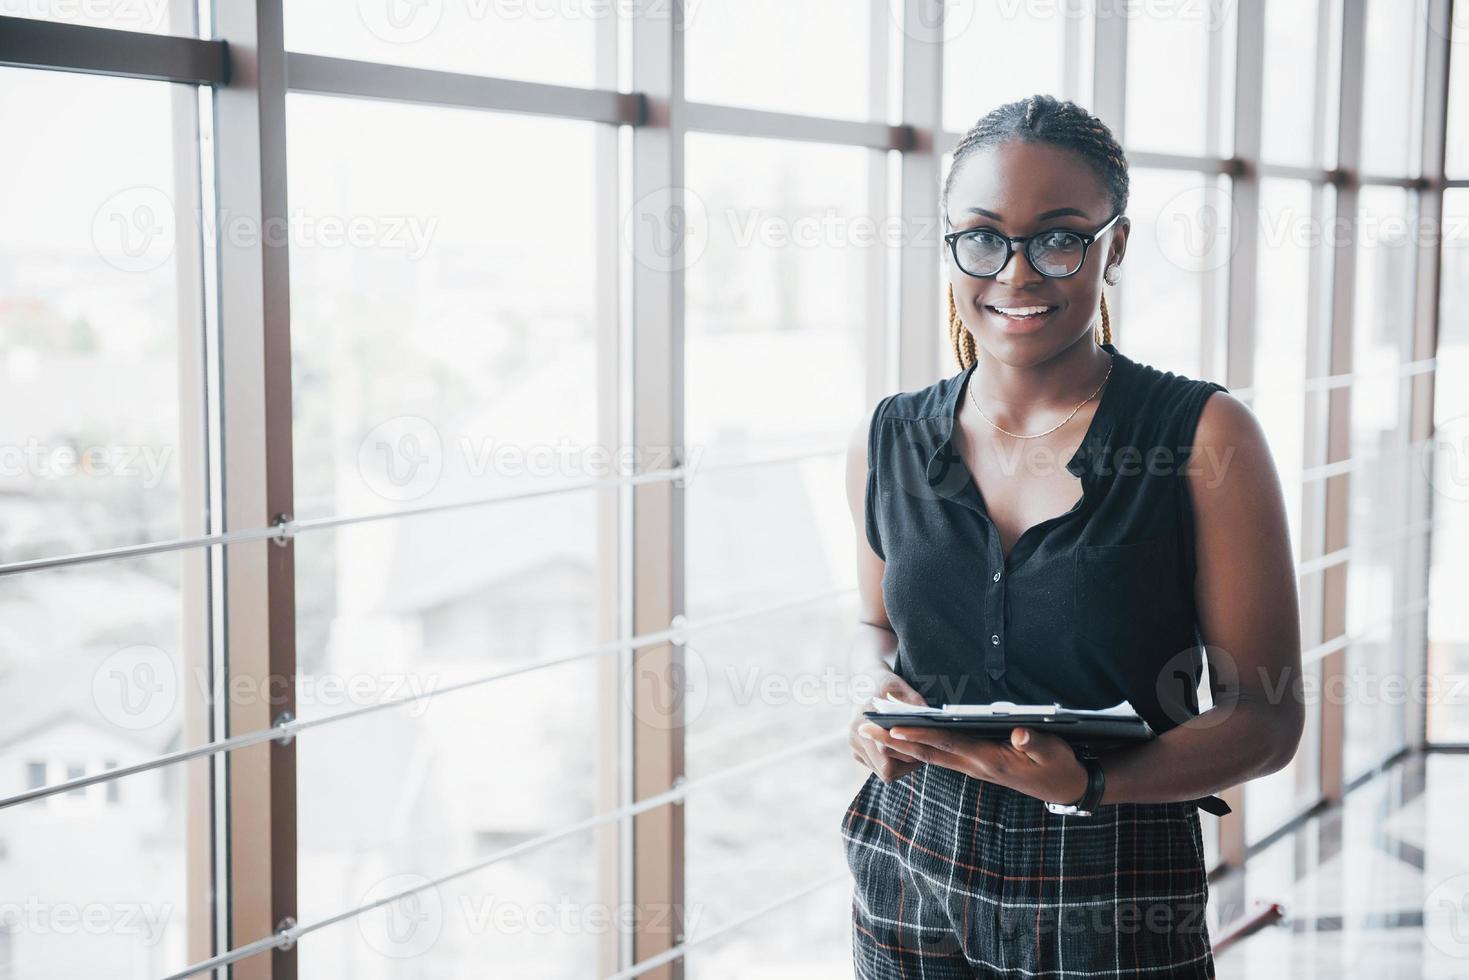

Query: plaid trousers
left=840, top=763, right=1215, bottom=979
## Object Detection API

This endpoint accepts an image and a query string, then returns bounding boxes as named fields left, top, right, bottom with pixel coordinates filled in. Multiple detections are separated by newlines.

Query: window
left=683, top=0, right=874, bottom=121
left=1112, top=168, right=1228, bottom=376
left=943, top=0, right=1079, bottom=134
left=1123, top=0, right=1234, bottom=157
left=0, top=60, right=210, bottom=977
left=3, top=1, right=1457, bottom=973
left=1259, top=0, right=1338, bottom=167
left=282, top=1, right=599, bottom=87
left=1426, top=188, right=1469, bottom=743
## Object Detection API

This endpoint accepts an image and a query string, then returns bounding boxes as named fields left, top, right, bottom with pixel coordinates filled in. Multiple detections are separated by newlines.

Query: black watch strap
left=1074, top=754, right=1105, bottom=810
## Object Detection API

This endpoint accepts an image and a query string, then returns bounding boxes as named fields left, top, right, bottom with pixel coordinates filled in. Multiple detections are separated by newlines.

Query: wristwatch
left=1045, top=753, right=1105, bottom=816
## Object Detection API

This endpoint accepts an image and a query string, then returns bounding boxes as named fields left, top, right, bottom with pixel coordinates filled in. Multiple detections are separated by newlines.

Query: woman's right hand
left=850, top=671, right=928, bottom=783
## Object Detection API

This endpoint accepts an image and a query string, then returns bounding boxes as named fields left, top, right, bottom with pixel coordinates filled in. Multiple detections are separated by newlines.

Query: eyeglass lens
left=954, top=230, right=1087, bottom=277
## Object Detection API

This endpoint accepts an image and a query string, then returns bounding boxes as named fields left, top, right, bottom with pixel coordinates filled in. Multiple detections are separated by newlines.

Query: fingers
left=859, top=723, right=928, bottom=765
left=853, top=723, right=922, bottom=783
left=876, top=673, right=928, bottom=706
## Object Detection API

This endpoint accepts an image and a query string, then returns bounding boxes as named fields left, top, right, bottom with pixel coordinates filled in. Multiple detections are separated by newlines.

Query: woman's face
left=944, top=140, right=1129, bottom=365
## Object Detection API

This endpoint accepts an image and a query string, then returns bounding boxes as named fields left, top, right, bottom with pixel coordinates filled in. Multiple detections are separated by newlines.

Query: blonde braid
left=948, top=283, right=977, bottom=369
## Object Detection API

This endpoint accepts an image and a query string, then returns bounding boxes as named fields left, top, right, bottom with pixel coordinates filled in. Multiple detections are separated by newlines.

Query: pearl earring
left=1104, top=264, right=1121, bottom=286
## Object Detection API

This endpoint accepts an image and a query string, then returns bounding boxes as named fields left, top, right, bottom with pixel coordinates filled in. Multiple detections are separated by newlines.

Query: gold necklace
left=967, top=352, right=1114, bottom=439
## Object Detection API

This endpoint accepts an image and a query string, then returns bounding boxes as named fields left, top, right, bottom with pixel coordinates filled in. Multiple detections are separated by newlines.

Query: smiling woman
left=841, top=94, right=1303, bottom=979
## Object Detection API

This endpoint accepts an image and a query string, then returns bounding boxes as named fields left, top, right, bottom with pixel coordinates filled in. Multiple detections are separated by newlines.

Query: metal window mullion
left=283, top=51, right=640, bottom=124
left=1061, top=0, right=1090, bottom=105
left=211, top=1, right=297, bottom=977
left=166, top=2, right=217, bottom=954
left=681, top=100, right=905, bottom=149
left=1318, top=0, right=1367, bottom=807
left=899, top=0, right=945, bottom=385
left=593, top=6, right=624, bottom=976
left=865, top=0, right=892, bottom=406
left=1091, top=0, right=1127, bottom=330
left=1126, top=150, right=1236, bottom=173
left=1406, top=0, right=1453, bottom=750
left=1211, top=0, right=1265, bottom=871
left=628, top=1, right=687, bottom=976
left=1294, top=0, right=1341, bottom=827
left=0, top=14, right=226, bottom=84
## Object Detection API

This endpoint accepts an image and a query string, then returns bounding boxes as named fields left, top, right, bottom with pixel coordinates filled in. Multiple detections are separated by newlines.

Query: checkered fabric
left=841, top=763, right=1214, bottom=978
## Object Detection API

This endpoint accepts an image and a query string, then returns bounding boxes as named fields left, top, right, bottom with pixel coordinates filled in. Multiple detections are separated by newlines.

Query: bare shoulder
left=1187, top=389, right=1274, bottom=496
left=1184, top=388, right=1291, bottom=564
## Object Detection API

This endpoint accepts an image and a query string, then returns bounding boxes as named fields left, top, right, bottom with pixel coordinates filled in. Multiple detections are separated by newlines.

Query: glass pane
left=285, top=94, right=600, bottom=521
left=287, top=95, right=615, bottom=974
left=1448, top=16, right=1469, bottom=178
left=0, top=549, right=214, bottom=975
left=685, top=746, right=853, bottom=977
left=0, top=64, right=216, bottom=977
left=683, top=132, right=879, bottom=976
left=943, top=0, right=1071, bottom=134
left=1358, top=0, right=1423, bottom=176
left=0, top=758, right=212, bottom=976
left=684, top=0, right=874, bottom=121
left=1250, top=178, right=1313, bottom=564
left=1244, top=181, right=1323, bottom=843
left=284, top=0, right=598, bottom=87
left=1426, top=189, right=1469, bottom=741
left=295, top=668, right=611, bottom=974
left=686, top=455, right=858, bottom=622
left=684, top=133, right=874, bottom=467
left=1260, top=0, right=1324, bottom=166
left=1124, top=1, right=1233, bottom=157
left=0, top=67, right=202, bottom=559
left=1113, top=169, right=1227, bottom=377
left=1343, top=186, right=1417, bottom=780
left=685, top=877, right=852, bottom=978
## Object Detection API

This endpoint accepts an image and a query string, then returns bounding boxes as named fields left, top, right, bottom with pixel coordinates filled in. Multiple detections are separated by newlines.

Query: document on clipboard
left=861, top=695, right=1234, bottom=816
left=861, top=695, right=1155, bottom=753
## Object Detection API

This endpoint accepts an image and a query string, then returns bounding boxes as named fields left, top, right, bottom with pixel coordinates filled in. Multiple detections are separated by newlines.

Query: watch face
left=1045, top=802, right=1093, bottom=816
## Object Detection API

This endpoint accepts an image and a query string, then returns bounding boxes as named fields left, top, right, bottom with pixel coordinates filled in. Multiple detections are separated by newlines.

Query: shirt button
left=990, top=634, right=1000, bottom=645
left=992, top=570, right=1001, bottom=582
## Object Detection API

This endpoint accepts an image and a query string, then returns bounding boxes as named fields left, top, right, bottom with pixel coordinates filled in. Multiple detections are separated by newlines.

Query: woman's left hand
left=857, top=722, right=1090, bottom=804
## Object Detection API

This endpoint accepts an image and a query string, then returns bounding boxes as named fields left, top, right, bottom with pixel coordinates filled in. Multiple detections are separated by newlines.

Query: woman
left=840, top=95, right=1303, bottom=978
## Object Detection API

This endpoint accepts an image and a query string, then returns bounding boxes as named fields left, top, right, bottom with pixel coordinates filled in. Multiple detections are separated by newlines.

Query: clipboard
left=862, top=696, right=1233, bottom=816
left=862, top=697, right=1154, bottom=755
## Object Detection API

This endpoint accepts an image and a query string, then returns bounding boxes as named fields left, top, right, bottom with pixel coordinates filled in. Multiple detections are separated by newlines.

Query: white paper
left=869, top=694, right=1139, bottom=720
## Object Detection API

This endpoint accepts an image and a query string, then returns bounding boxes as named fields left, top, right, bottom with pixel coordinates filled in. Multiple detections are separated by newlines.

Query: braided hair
left=943, top=95, right=1129, bottom=369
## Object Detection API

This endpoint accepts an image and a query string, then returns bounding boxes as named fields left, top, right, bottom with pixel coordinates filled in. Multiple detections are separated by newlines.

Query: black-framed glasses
left=943, top=211, right=1122, bottom=279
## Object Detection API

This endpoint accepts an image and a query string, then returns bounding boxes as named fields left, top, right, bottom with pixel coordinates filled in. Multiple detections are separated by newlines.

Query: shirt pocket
left=1072, top=537, right=1171, bottom=655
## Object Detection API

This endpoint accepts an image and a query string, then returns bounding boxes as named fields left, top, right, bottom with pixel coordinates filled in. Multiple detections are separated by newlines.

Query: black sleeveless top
left=865, top=342, right=1232, bottom=815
